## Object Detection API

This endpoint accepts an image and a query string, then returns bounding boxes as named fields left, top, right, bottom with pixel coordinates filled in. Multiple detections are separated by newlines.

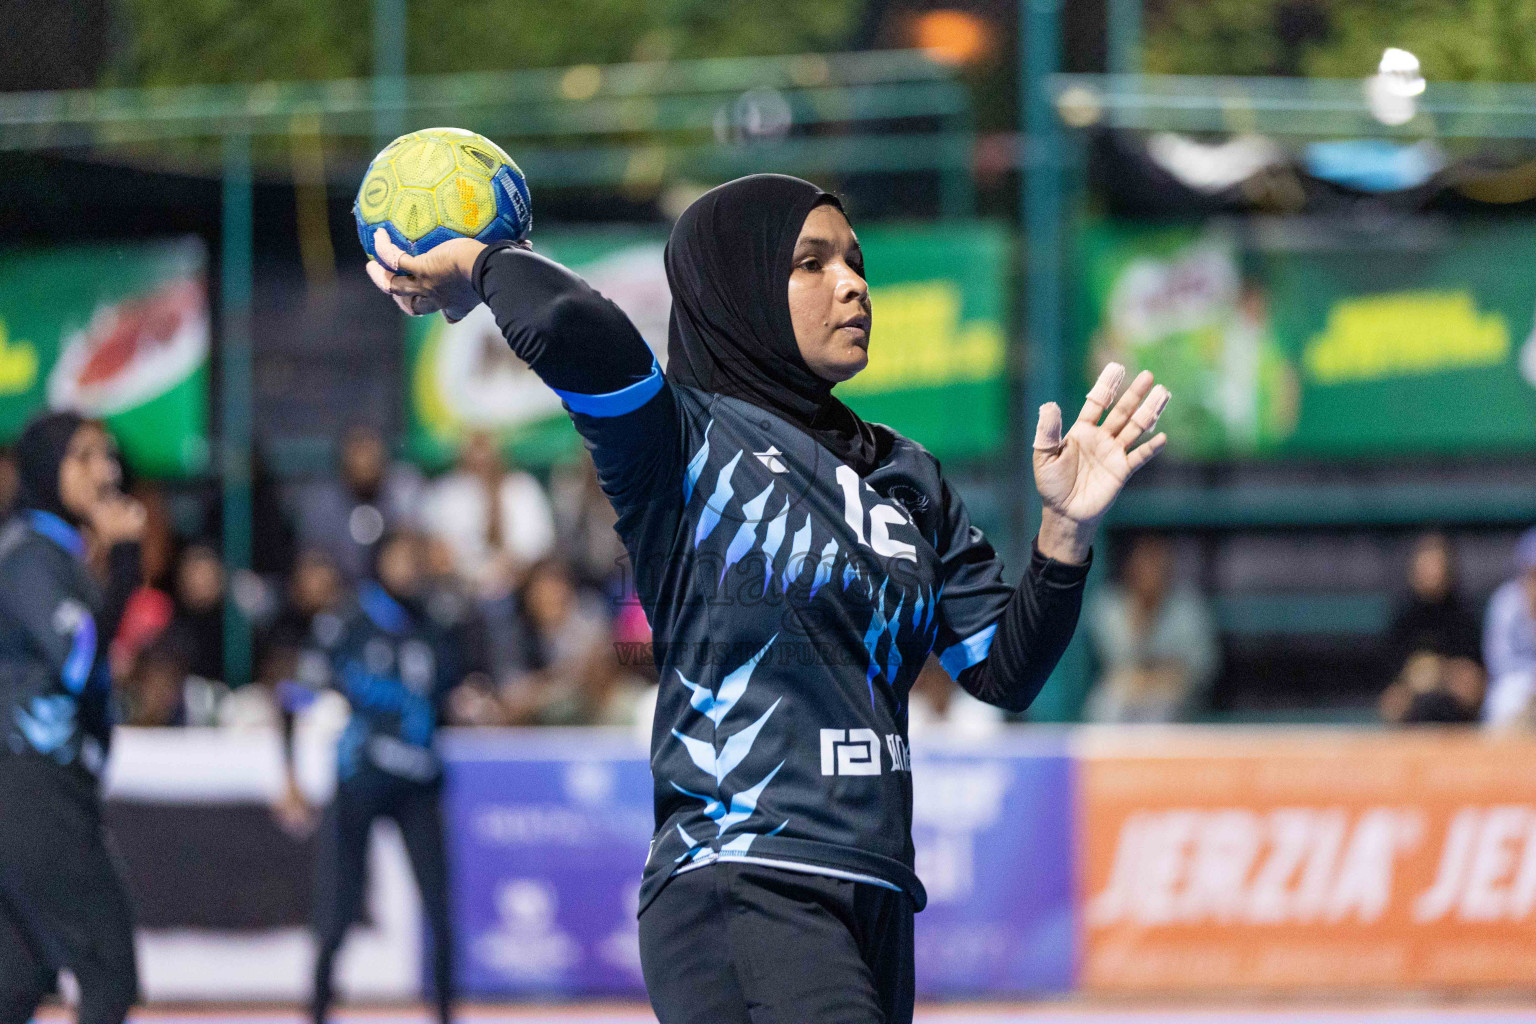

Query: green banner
left=1074, top=220, right=1536, bottom=459
left=406, top=223, right=1010, bottom=469
left=0, top=239, right=210, bottom=477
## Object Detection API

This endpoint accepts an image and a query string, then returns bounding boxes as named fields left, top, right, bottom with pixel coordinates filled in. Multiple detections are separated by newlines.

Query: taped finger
left=1101, top=369, right=1155, bottom=437
left=365, top=260, right=393, bottom=293
left=1034, top=402, right=1065, bottom=453
left=1076, top=362, right=1126, bottom=426
left=1116, top=385, right=1169, bottom=446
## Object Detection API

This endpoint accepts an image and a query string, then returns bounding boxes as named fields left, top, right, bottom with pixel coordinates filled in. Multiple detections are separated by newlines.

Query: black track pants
left=638, top=862, right=915, bottom=1024
left=311, top=765, right=453, bottom=1024
left=0, top=757, right=137, bottom=1024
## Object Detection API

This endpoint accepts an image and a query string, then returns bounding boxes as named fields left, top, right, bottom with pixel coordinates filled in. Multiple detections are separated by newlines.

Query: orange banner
left=1078, top=729, right=1536, bottom=992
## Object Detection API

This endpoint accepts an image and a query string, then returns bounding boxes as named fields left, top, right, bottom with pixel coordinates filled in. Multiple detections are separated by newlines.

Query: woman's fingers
left=1125, top=432, right=1167, bottom=475
left=366, top=258, right=441, bottom=316
left=1115, top=385, right=1169, bottom=447
left=365, top=259, right=393, bottom=293
left=373, top=228, right=420, bottom=276
left=1100, top=369, right=1155, bottom=437
left=1034, top=401, right=1064, bottom=453
left=1076, top=362, right=1126, bottom=426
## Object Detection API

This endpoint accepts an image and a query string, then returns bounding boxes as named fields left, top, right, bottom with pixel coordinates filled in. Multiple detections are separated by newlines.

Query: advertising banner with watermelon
left=405, top=223, right=1010, bottom=470
left=0, top=238, right=210, bottom=477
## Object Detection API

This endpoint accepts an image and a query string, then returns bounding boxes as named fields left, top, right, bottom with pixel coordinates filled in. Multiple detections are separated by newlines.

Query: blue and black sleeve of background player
left=930, top=474, right=1091, bottom=714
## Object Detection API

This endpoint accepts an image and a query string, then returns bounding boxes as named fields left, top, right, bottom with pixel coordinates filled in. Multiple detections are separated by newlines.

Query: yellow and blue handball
left=354, top=127, right=532, bottom=260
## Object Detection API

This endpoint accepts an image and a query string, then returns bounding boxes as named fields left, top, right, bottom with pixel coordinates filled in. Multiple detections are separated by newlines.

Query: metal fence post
left=1107, top=0, right=1143, bottom=77
left=220, top=132, right=254, bottom=688
left=372, top=0, right=407, bottom=148
left=1020, top=0, right=1091, bottom=721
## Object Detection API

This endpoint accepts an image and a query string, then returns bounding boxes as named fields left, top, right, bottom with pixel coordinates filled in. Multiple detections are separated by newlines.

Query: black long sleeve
left=99, top=541, right=141, bottom=654
left=927, top=462, right=1090, bottom=714
left=471, top=240, right=683, bottom=518
left=955, top=544, right=1090, bottom=713
left=471, top=242, right=655, bottom=394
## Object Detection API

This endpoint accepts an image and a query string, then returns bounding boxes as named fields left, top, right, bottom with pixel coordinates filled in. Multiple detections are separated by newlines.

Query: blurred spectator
left=906, top=656, right=1004, bottom=740
left=549, top=456, right=626, bottom=592
left=421, top=431, right=555, bottom=600
left=293, top=424, right=423, bottom=582
left=565, top=644, right=650, bottom=728
left=445, top=674, right=506, bottom=728
left=261, top=548, right=345, bottom=668
left=110, top=584, right=173, bottom=683
left=231, top=549, right=347, bottom=729
left=109, top=483, right=179, bottom=680
left=162, top=543, right=226, bottom=683
left=419, top=535, right=492, bottom=681
left=120, top=641, right=224, bottom=727
left=1482, top=527, right=1536, bottom=727
left=1378, top=533, right=1484, bottom=725
left=496, top=558, right=641, bottom=726
left=1085, top=534, right=1219, bottom=723
left=133, top=482, right=177, bottom=589
left=250, top=448, right=298, bottom=577
left=0, top=446, right=17, bottom=513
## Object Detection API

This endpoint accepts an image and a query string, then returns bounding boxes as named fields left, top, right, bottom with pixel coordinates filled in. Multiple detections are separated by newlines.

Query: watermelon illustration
left=48, top=277, right=208, bottom=418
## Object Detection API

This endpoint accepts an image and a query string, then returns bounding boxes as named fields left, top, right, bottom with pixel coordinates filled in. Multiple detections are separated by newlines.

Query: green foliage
left=1302, top=0, right=1536, bottom=81
left=1144, top=0, right=1291, bottom=77
left=111, top=0, right=866, bottom=85
left=1146, top=0, right=1536, bottom=81
left=114, top=0, right=370, bottom=85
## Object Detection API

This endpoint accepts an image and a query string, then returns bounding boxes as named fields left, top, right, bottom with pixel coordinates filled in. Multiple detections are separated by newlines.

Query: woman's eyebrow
left=795, top=236, right=864, bottom=263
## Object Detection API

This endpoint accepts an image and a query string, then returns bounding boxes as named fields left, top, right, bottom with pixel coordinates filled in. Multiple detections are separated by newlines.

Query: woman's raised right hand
left=365, top=228, right=489, bottom=323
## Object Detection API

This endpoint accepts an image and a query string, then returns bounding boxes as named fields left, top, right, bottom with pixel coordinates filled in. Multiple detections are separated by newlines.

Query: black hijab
left=15, top=410, right=87, bottom=524
left=664, top=174, right=882, bottom=476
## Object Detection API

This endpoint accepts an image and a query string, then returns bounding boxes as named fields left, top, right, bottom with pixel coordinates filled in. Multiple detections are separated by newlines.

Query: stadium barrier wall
left=102, top=726, right=1536, bottom=1001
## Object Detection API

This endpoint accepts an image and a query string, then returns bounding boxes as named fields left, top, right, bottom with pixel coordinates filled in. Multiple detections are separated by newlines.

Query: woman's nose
left=839, top=270, right=868, bottom=303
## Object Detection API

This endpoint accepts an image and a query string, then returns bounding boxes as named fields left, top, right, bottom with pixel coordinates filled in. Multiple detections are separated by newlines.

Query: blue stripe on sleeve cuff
left=552, top=358, right=664, bottom=418
left=937, top=623, right=997, bottom=679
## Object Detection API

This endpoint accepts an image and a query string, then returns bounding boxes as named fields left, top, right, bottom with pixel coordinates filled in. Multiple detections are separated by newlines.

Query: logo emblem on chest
left=754, top=446, right=788, bottom=473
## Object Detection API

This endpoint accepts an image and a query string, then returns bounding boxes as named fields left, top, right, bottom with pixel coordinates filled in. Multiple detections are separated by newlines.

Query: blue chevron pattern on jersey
left=809, top=538, right=838, bottom=598
left=722, top=483, right=776, bottom=582
left=683, top=420, right=713, bottom=506
left=781, top=515, right=812, bottom=593
left=668, top=636, right=788, bottom=849
left=884, top=593, right=906, bottom=684
left=694, top=450, right=743, bottom=548
left=759, top=497, right=790, bottom=594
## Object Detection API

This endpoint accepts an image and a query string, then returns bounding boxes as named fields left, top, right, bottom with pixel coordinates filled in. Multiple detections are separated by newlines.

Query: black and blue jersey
left=0, top=511, right=132, bottom=779
left=292, top=581, right=460, bottom=783
left=473, top=243, right=1089, bottom=914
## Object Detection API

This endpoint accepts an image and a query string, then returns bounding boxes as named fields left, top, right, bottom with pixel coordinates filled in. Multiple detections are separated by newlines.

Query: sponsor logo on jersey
left=820, top=728, right=911, bottom=775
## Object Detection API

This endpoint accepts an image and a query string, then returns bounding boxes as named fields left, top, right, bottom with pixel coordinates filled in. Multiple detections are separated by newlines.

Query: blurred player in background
left=0, top=411, right=144, bottom=1024
left=365, top=174, right=1167, bottom=1024
left=279, top=530, right=461, bottom=1024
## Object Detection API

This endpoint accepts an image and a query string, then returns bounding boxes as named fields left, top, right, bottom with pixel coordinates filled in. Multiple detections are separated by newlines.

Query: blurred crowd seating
left=5, top=423, right=1536, bottom=733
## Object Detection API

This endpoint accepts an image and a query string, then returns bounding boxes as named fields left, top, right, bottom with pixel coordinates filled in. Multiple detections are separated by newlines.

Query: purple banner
left=910, top=735, right=1075, bottom=995
left=441, top=730, right=1074, bottom=999
left=442, top=731, right=654, bottom=997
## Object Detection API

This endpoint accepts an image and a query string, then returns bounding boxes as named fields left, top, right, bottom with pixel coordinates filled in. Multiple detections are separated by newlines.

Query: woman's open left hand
left=364, top=228, right=488, bottom=323
left=1032, top=363, right=1168, bottom=562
